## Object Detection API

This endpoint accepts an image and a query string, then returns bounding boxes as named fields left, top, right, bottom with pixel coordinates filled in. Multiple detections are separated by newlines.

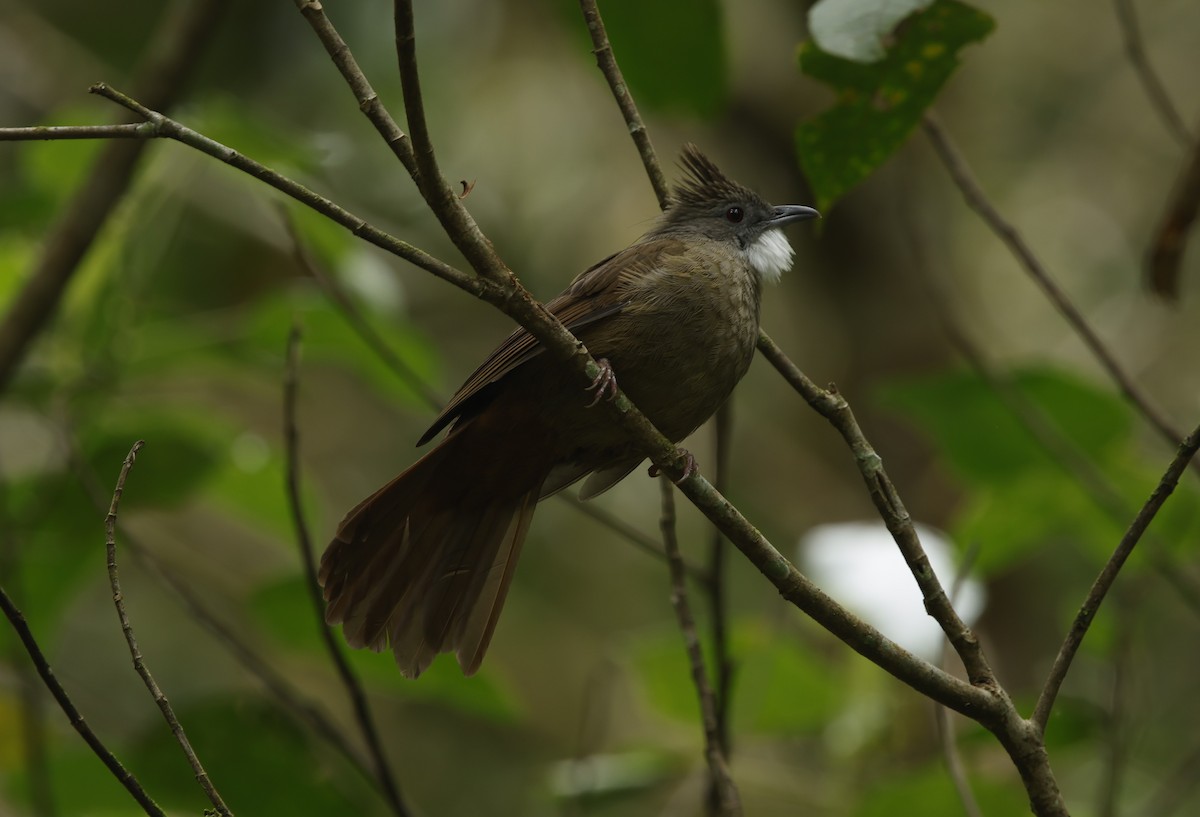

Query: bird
left=319, top=145, right=818, bottom=678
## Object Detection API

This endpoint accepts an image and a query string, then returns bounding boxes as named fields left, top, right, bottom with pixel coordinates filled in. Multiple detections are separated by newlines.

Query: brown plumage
left=319, top=145, right=818, bottom=678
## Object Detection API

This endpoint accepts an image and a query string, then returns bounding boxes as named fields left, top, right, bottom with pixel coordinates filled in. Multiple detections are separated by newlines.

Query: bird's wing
left=417, top=236, right=685, bottom=445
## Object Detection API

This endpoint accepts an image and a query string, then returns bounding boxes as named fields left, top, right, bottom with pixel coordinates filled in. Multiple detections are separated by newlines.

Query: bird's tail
left=319, top=423, right=545, bottom=678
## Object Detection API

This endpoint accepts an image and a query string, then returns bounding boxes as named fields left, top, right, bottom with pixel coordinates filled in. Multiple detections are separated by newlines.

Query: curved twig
left=105, top=441, right=233, bottom=816
left=658, top=479, right=741, bottom=816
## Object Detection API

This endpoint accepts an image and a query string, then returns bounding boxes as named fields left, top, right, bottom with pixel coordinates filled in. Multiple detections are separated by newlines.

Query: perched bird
left=320, top=145, right=818, bottom=678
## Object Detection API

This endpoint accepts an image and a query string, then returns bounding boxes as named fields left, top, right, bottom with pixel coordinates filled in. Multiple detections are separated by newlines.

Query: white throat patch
left=743, top=229, right=795, bottom=283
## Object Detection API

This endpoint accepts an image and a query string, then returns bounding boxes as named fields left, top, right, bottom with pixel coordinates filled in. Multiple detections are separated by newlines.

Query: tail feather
left=319, top=425, right=547, bottom=678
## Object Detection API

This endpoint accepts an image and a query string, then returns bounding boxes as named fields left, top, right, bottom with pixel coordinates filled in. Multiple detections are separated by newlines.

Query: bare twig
left=0, top=586, right=166, bottom=817
left=706, top=402, right=735, bottom=762
left=0, top=0, right=229, bottom=395
left=934, top=540, right=985, bottom=817
left=1032, top=421, right=1200, bottom=733
left=80, top=82, right=479, bottom=297
left=658, top=479, right=741, bottom=817
left=0, top=488, right=56, bottom=817
left=291, top=0, right=418, bottom=178
left=755, top=331, right=996, bottom=686
left=63, top=431, right=380, bottom=798
left=577, top=0, right=670, bottom=208
left=284, top=327, right=413, bottom=817
left=921, top=113, right=1198, bottom=477
left=393, top=1, right=509, bottom=281
left=0, top=123, right=149, bottom=141
left=1148, top=133, right=1200, bottom=300
left=1112, top=0, right=1192, bottom=148
left=105, top=442, right=233, bottom=816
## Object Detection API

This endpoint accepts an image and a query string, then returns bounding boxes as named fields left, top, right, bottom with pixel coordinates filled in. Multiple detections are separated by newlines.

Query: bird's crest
left=671, top=144, right=760, bottom=210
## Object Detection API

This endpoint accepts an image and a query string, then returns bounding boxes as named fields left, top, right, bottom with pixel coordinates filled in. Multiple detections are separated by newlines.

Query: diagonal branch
left=756, top=331, right=997, bottom=687
left=922, top=113, right=1198, bottom=478
left=105, top=442, right=233, bottom=817
left=0, top=586, right=166, bottom=817
left=658, top=479, right=741, bottom=816
left=0, top=0, right=229, bottom=396
left=1032, top=420, right=1200, bottom=732
left=284, top=327, right=413, bottom=817
left=577, top=0, right=670, bottom=208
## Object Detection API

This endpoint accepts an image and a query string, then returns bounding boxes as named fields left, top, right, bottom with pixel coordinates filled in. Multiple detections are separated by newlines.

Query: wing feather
left=417, top=237, right=686, bottom=445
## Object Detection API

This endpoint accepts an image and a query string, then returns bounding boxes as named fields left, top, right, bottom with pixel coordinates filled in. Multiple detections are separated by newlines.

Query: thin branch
left=63, top=431, right=381, bottom=800
left=576, top=0, right=670, bottom=208
left=0, top=0, right=229, bottom=396
left=0, top=123, right=149, bottom=141
left=935, top=540, right=985, bottom=817
left=0, top=586, right=166, bottom=817
left=284, top=327, right=413, bottom=817
left=392, top=0, right=509, bottom=281
left=755, top=330, right=996, bottom=687
left=706, top=402, right=735, bottom=762
left=1112, top=0, right=1192, bottom=149
left=0, top=485, right=56, bottom=817
left=1032, top=420, right=1200, bottom=732
left=1148, top=131, right=1200, bottom=300
left=921, top=113, right=1198, bottom=477
left=81, top=82, right=480, bottom=296
left=105, top=442, right=233, bottom=817
left=291, top=0, right=418, bottom=178
left=658, top=479, right=741, bottom=817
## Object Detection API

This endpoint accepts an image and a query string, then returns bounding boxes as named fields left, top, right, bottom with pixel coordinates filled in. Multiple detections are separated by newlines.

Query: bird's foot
left=585, top=358, right=618, bottom=407
left=648, top=449, right=698, bottom=483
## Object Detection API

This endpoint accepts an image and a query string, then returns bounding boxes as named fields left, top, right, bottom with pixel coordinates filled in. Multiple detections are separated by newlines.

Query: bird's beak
left=768, top=204, right=820, bottom=226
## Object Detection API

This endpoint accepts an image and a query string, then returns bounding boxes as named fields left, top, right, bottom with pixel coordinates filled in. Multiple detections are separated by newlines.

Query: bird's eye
left=725, top=206, right=744, bottom=223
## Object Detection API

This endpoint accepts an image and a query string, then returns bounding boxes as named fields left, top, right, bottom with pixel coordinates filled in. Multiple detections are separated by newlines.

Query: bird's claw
left=585, top=358, right=618, bottom=407
left=648, top=449, right=698, bottom=483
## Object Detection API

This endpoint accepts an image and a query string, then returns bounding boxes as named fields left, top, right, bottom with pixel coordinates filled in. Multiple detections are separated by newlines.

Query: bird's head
left=658, top=144, right=819, bottom=282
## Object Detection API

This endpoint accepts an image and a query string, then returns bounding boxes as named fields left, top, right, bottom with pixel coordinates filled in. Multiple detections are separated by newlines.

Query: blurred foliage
left=1, top=0, right=1198, bottom=815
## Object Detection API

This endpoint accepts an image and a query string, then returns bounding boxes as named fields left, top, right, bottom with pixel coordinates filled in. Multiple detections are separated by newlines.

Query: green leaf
left=574, top=0, right=727, bottom=118
left=250, top=577, right=518, bottom=722
left=796, top=0, right=994, bottom=210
